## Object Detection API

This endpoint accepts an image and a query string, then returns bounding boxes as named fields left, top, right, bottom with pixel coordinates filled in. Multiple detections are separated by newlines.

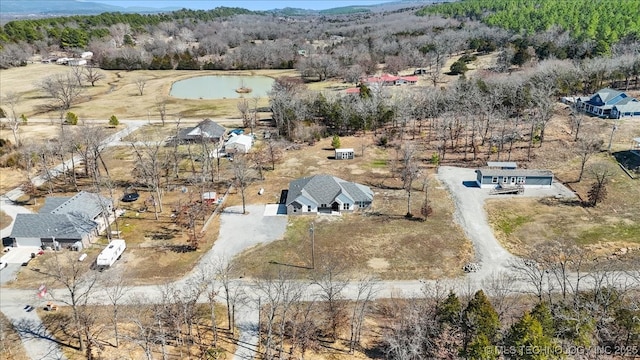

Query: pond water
left=169, top=75, right=275, bottom=100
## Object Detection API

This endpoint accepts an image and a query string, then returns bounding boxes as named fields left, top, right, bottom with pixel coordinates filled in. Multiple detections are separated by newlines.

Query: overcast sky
left=88, top=0, right=393, bottom=11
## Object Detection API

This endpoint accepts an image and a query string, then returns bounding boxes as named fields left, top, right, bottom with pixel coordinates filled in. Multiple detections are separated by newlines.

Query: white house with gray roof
left=285, top=175, right=373, bottom=215
left=10, top=191, right=113, bottom=248
left=576, top=88, right=640, bottom=119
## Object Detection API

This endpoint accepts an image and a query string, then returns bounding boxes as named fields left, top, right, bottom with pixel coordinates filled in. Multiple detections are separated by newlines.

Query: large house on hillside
left=285, top=175, right=373, bottom=215
left=576, top=88, right=640, bottom=119
left=10, top=191, right=113, bottom=248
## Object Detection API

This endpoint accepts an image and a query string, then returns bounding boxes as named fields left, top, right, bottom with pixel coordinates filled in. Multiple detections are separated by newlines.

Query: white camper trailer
left=96, top=239, right=126, bottom=268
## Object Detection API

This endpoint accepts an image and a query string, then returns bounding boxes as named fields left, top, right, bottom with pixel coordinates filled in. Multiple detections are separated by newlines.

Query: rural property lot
left=230, top=135, right=473, bottom=280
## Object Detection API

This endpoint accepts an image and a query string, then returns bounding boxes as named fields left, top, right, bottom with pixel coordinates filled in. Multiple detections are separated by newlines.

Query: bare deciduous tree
left=2, top=91, right=22, bottom=145
left=135, top=77, right=148, bottom=96
left=45, top=252, right=98, bottom=353
left=83, top=66, right=105, bottom=87
left=312, top=260, right=348, bottom=341
left=400, top=143, right=420, bottom=217
left=575, top=136, right=603, bottom=182
left=231, top=154, right=253, bottom=214
left=587, top=162, right=616, bottom=207
left=40, top=72, right=84, bottom=110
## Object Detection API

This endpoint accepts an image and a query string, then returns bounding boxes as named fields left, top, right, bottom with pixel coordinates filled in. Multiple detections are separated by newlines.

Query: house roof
left=486, top=161, right=517, bottom=169
left=286, top=175, right=373, bottom=206
left=593, top=88, right=624, bottom=103
left=39, top=197, right=71, bottom=214
left=633, top=137, right=640, bottom=143
left=345, top=87, right=360, bottom=94
left=178, top=119, right=226, bottom=140
left=10, top=213, right=97, bottom=240
left=613, top=101, right=640, bottom=113
left=225, top=134, right=253, bottom=148
left=48, top=191, right=112, bottom=219
left=478, top=169, right=553, bottom=177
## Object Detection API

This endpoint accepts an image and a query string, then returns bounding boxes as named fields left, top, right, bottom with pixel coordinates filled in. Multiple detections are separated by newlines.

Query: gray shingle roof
left=286, top=175, right=373, bottom=206
left=49, top=191, right=112, bottom=219
left=39, top=197, right=70, bottom=214
left=10, top=213, right=97, bottom=240
left=478, top=169, right=553, bottom=177
left=10, top=191, right=109, bottom=240
left=178, top=119, right=226, bottom=140
left=593, top=88, right=624, bottom=104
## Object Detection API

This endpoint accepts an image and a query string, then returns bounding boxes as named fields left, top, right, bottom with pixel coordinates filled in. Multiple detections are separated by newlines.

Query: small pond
left=170, top=75, right=275, bottom=100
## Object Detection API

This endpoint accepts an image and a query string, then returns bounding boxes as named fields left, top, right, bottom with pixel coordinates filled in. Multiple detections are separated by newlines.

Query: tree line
left=0, top=7, right=254, bottom=46
left=417, top=0, right=640, bottom=55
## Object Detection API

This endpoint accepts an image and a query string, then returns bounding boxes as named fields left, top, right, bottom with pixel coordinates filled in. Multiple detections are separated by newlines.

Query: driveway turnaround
left=436, top=166, right=576, bottom=279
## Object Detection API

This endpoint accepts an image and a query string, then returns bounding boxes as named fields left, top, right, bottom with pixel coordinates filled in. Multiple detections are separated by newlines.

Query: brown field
left=0, top=312, right=29, bottom=360
left=231, top=134, right=473, bottom=280
left=0, top=64, right=295, bottom=120
left=0, top=209, right=11, bottom=230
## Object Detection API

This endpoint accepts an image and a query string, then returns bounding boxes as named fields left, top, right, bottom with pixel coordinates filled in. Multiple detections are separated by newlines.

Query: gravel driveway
left=436, top=166, right=576, bottom=279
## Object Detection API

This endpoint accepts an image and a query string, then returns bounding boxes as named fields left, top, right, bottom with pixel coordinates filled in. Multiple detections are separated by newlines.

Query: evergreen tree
left=437, top=291, right=462, bottom=325
left=530, top=302, right=555, bottom=338
left=504, top=313, right=559, bottom=359
left=65, top=112, right=78, bottom=125
left=461, top=290, right=501, bottom=359
left=331, top=135, right=341, bottom=149
left=109, top=115, right=119, bottom=127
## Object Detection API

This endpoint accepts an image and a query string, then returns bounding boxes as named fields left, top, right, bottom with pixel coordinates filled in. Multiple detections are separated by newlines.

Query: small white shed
left=225, top=134, right=253, bottom=154
left=335, top=148, right=354, bottom=160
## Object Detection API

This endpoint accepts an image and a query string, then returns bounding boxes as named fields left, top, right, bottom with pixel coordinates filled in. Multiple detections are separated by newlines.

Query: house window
left=343, top=203, right=349, bottom=210
left=517, top=177, right=525, bottom=184
left=491, top=177, right=498, bottom=183
left=502, top=177, right=508, bottom=183
left=307, top=205, right=312, bottom=212
left=321, top=204, right=327, bottom=208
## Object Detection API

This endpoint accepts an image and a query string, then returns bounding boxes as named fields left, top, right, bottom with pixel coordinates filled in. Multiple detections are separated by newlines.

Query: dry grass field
left=230, top=134, right=473, bottom=280
left=0, top=64, right=294, bottom=120
left=0, top=312, right=29, bottom=360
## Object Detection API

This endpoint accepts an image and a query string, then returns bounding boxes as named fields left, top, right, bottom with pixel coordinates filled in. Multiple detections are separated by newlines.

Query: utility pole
left=309, top=222, right=315, bottom=269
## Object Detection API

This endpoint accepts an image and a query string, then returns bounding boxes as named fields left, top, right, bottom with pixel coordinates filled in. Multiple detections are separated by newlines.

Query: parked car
left=0, top=261, right=7, bottom=270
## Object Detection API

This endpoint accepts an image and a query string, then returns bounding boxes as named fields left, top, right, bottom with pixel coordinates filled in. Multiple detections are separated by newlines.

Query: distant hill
left=0, top=0, right=176, bottom=15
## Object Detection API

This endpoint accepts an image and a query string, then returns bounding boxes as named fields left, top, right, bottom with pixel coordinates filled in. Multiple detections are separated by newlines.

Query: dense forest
left=417, top=0, right=640, bottom=54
